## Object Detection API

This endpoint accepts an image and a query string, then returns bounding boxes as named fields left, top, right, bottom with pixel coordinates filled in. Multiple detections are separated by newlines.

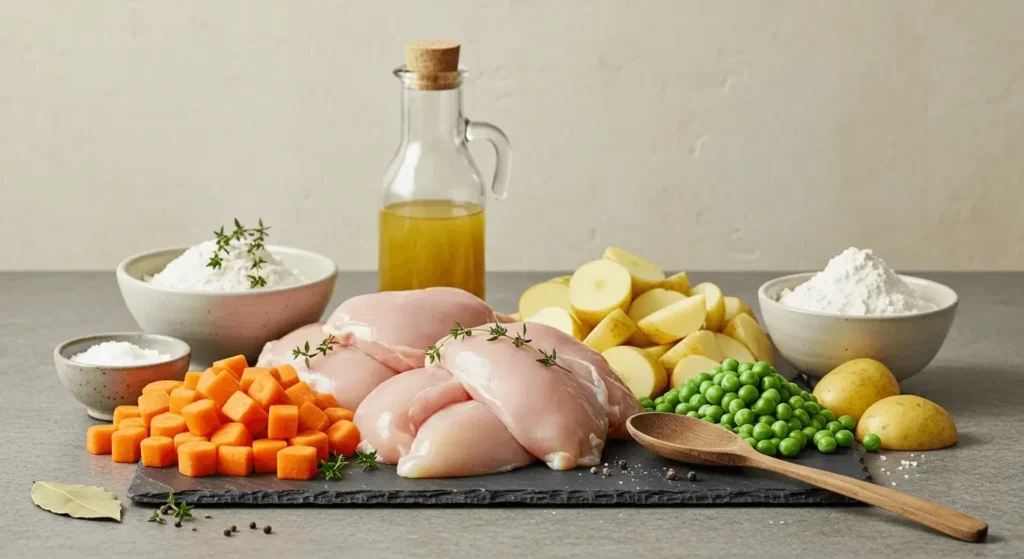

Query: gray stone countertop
left=1, top=271, right=1020, bottom=557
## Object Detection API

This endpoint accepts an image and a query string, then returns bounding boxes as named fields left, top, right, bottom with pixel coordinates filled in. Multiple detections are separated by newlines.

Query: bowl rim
left=54, top=332, right=192, bottom=370
left=758, top=272, right=959, bottom=320
left=116, top=244, right=338, bottom=296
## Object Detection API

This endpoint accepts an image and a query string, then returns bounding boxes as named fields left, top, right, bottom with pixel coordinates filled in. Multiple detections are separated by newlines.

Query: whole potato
left=856, top=395, right=957, bottom=451
left=813, top=358, right=899, bottom=422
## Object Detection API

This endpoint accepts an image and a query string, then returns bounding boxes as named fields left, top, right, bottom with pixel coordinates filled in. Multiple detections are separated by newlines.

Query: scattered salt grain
left=905, top=475, right=909, bottom=479
left=880, top=456, right=886, bottom=461
left=891, top=482, right=896, bottom=486
left=70, top=341, right=170, bottom=366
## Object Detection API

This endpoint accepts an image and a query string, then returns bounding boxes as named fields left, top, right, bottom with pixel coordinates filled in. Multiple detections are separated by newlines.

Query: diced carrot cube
left=285, top=381, right=317, bottom=408
left=118, top=417, right=147, bottom=432
left=195, top=368, right=218, bottom=392
left=297, top=401, right=330, bottom=432
left=138, top=391, right=170, bottom=427
left=213, top=355, right=248, bottom=378
left=289, top=430, right=329, bottom=462
left=169, top=387, right=201, bottom=414
left=253, top=439, right=288, bottom=473
left=140, top=436, right=176, bottom=467
left=248, top=374, right=286, bottom=410
left=222, top=392, right=269, bottom=433
left=112, top=405, right=141, bottom=427
left=86, top=424, right=118, bottom=455
left=142, top=380, right=183, bottom=396
left=323, top=407, right=355, bottom=424
left=217, top=445, right=254, bottom=477
left=210, top=422, right=252, bottom=447
left=267, top=405, right=299, bottom=440
left=150, top=412, right=187, bottom=438
left=196, top=370, right=241, bottom=408
left=315, top=393, right=339, bottom=410
left=182, top=371, right=203, bottom=390
left=173, top=432, right=209, bottom=450
left=277, top=446, right=318, bottom=480
left=240, top=367, right=274, bottom=392
left=111, top=426, right=147, bottom=463
left=276, top=364, right=300, bottom=389
left=181, top=399, right=221, bottom=436
left=327, top=420, right=361, bottom=456
left=177, top=441, right=218, bottom=477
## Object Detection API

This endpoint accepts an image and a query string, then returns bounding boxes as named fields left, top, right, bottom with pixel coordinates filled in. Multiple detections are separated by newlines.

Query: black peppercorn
left=250, top=521, right=257, bottom=530
left=192, top=528, right=198, bottom=532
left=618, top=460, right=628, bottom=470
left=223, top=529, right=232, bottom=537
left=231, top=525, right=238, bottom=532
left=263, top=525, right=272, bottom=534
left=175, top=520, right=182, bottom=528
left=687, top=471, right=697, bottom=482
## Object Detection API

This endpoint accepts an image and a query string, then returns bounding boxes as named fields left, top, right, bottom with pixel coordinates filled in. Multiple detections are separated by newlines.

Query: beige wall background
left=1, top=0, right=1022, bottom=272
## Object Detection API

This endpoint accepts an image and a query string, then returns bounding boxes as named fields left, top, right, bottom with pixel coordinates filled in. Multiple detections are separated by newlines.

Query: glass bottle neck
left=400, top=86, right=465, bottom=144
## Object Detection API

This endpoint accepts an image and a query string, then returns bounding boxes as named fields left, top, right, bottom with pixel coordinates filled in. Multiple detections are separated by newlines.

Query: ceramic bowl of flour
left=117, top=245, right=337, bottom=367
left=758, top=273, right=958, bottom=381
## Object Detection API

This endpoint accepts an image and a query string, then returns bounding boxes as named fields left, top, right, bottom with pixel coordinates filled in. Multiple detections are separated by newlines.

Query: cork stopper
left=402, top=40, right=462, bottom=90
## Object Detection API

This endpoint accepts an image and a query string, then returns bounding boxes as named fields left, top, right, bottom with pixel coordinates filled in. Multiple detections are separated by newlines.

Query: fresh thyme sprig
left=292, top=335, right=340, bottom=368
left=319, top=453, right=349, bottom=481
left=207, top=218, right=272, bottom=288
left=148, top=510, right=167, bottom=524
left=355, top=450, right=379, bottom=471
left=424, top=323, right=571, bottom=373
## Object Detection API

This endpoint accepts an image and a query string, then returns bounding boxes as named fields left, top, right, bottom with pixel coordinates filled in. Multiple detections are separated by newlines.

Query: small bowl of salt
left=54, top=333, right=191, bottom=420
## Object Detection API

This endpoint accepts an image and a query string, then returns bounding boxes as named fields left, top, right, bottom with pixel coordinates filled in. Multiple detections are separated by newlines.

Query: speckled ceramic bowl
left=758, top=273, right=958, bottom=381
left=54, top=333, right=191, bottom=420
left=116, top=245, right=337, bottom=367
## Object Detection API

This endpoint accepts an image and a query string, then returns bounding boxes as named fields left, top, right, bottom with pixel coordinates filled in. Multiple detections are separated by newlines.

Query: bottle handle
left=466, top=120, right=511, bottom=200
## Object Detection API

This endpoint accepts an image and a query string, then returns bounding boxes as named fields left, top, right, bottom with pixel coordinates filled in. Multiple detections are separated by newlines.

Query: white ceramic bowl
left=54, top=333, right=191, bottom=420
left=117, top=245, right=337, bottom=367
left=758, top=273, right=958, bottom=381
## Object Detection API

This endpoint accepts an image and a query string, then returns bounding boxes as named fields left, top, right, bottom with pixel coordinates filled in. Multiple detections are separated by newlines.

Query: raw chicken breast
left=397, top=401, right=535, bottom=478
left=324, top=287, right=508, bottom=372
left=353, top=366, right=470, bottom=464
left=440, top=322, right=609, bottom=470
left=256, top=322, right=327, bottom=366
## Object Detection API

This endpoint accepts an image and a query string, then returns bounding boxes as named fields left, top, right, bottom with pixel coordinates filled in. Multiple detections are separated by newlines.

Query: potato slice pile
left=517, top=247, right=773, bottom=399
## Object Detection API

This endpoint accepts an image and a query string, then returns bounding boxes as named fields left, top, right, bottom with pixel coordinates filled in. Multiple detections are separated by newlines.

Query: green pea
left=757, top=415, right=776, bottom=425
left=699, top=380, right=714, bottom=395
left=752, top=423, right=773, bottom=441
left=655, top=403, right=674, bottom=413
left=792, top=408, right=811, bottom=426
left=787, top=382, right=803, bottom=396
left=820, top=410, right=836, bottom=423
left=787, top=395, right=805, bottom=410
left=721, top=392, right=738, bottom=410
left=639, top=397, right=654, bottom=407
left=801, top=426, right=818, bottom=439
left=770, top=420, right=790, bottom=438
left=642, top=405, right=655, bottom=412
left=664, top=388, right=679, bottom=398
left=712, top=372, right=726, bottom=386
left=719, top=413, right=734, bottom=427
left=761, top=388, right=781, bottom=405
left=787, top=418, right=802, bottom=432
left=722, top=358, right=740, bottom=372
left=664, top=393, right=681, bottom=408
left=752, top=361, right=771, bottom=376
left=760, top=376, right=781, bottom=392
left=727, top=398, right=747, bottom=414
left=838, top=415, right=856, bottom=431
left=710, top=366, right=724, bottom=377
left=686, top=411, right=701, bottom=419
left=698, top=404, right=711, bottom=416
left=706, top=405, right=725, bottom=422
left=775, top=403, right=793, bottom=421
left=737, top=385, right=760, bottom=405
left=834, top=429, right=854, bottom=447
left=738, top=370, right=759, bottom=387
left=826, top=421, right=843, bottom=435
left=788, top=430, right=808, bottom=449
left=803, top=402, right=821, bottom=415
left=810, top=418, right=825, bottom=431
left=811, top=413, right=827, bottom=425
left=737, top=362, right=754, bottom=374
left=744, top=437, right=758, bottom=448
left=755, top=439, right=777, bottom=456
left=694, top=372, right=713, bottom=385
left=736, top=423, right=755, bottom=437
left=733, top=409, right=755, bottom=426
left=720, top=374, right=741, bottom=393
left=804, top=393, right=818, bottom=404
left=689, top=394, right=707, bottom=407
left=679, top=383, right=698, bottom=402
left=769, top=437, right=782, bottom=447
left=654, top=396, right=665, bottom=405
left=778, top=388, right=790, bottom=401
left=862, top=433, right=882, bottom=452
left=716, top=422, right=732, bottom=430
left=752, top=398, right=775, bottom=416
left=674, top=402, right=691, bottom=415
left=701, top=416, right=716, bottom=423
left=779, top=437, right=801, bottom=457
left=705, top=385, right=725, bottom=405
left=816, top=437, right=837, bottom=453
left=812, top=430, right=834, bottom=445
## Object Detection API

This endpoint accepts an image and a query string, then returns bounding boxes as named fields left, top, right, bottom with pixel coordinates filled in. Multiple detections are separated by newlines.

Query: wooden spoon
left=627, top=412, right=988, bottom=542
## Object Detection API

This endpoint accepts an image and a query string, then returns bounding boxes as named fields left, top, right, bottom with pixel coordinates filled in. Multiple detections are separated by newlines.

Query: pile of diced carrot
left=85, top=355, right=361, bottom=481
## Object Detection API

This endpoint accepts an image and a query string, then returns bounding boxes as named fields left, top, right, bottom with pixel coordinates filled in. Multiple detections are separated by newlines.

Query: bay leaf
left=31, top=481, right=122, bottom=522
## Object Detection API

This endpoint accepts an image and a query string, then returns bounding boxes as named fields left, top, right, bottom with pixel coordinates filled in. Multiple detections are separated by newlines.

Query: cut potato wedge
left=582, top=309, right=637, bottom=353
left=602, top=247, right=665, bottom=295
left=569, top=259, right=633, bottom=325
left=526, top=306, right=588, bottom=341
left=643, top=344, right=674, bottom=360
left=518, top=281, right=571, bottom=321
left=723, top=296, right=756, bottom=324
left=659, top=330, right=724, bottom=371
left=636, top=294, right=707, bottom=345
left=659, top=271, right=691, bottom=295
left=627, top=288, right=686, bottom=324
left=671, top=355, right=722, bottom=389
left=626, top=328, right=654, bottom=347
left=547, top=275, right=571, bottom=286
left=602, top=346, right=667, bottom=398
left=723, top=313, right=774, bottom=365
left=713, top=333, right=755, bottom=363
left=689, top=282, right=726, bottom=331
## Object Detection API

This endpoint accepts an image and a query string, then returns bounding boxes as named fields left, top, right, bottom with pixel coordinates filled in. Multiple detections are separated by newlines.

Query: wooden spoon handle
left=751, top=454, right=988, bottom=542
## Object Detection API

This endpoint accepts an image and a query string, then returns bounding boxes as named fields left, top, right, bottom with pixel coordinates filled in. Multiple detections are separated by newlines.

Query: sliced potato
left=627, top=288, right=686, bottom=324
left=582, top=309, right=637, bottom=353
left=722, top=313, right=774, bottom=365
left=643, top=344, right=674, bottom=360
left=658, top=271, right=691, bottom=295
left=659, top=330, right=724, bottom=371
left=626, top=328, right=654, bottom=347
left=602, top=246, right=665, bottom=295
left=526, top=306, right=588, bottom=341
left=713, top=333, right=755, bottom=363
left=547, top=275, right=571, bottom=286
left=723, top=296, right=756, bottom=324
left=602, top=346, right=667, bottom=398
left=670, top=355, right=722, bottom=389
left=856, top=395, right=957, bottom=451
left=518, top=281, right=571, bottom=321
left=690, top=282, right=726, bottom=331
left=636, top=294, right=707, bottom=345
left=569, top=259, right=633, bottom=326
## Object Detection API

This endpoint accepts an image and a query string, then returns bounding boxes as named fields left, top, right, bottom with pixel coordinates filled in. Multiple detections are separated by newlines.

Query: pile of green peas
left=638, top=359, right=858, bottom=458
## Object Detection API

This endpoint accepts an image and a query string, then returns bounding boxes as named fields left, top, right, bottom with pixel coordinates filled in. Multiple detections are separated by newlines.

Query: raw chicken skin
left=397, top=401, right=535, bottom=478
left=440, top=322, right=609, bottom=470
left=324, top=287, right=508, bottom=372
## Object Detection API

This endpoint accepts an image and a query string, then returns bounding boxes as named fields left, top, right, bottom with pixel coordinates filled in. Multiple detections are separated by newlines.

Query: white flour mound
left=779, top=247, right=936, bottom=316
left=146, top=240, right=305, bottom=291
